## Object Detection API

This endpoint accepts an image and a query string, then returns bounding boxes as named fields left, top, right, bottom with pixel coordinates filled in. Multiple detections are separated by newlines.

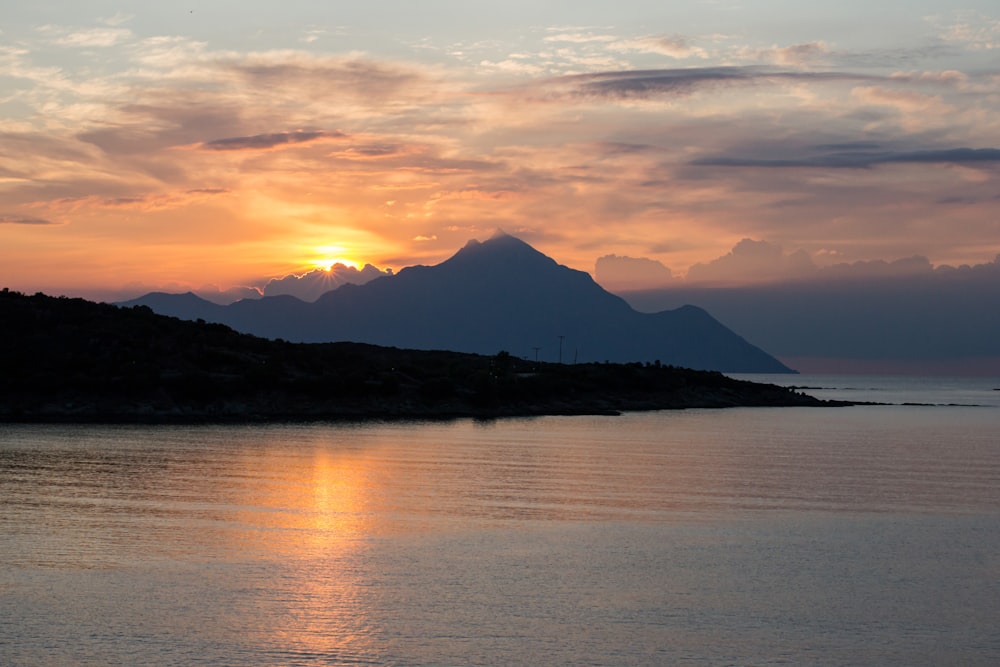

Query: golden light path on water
left=220, top=435, right=381, bottom=661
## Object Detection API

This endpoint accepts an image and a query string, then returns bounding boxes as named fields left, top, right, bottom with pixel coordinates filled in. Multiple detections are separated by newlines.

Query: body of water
left=2, top=375, right=999, bottom=665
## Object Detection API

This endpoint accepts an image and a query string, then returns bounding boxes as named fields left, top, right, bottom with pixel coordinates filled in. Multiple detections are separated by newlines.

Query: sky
left=2, top=0, right=1000, bottom=300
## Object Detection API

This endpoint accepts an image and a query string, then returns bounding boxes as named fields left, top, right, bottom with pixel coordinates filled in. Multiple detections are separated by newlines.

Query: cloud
left=772, top=42, right=831, bottom=66
left=934, top=12, right=1000, bottom=50
left=199, top=130, right=344, bottom=151
left=686, top=239, right=816, bottom=284
left=737, top=41, right=832, bottom=67
left=478, top=59, right=547, bottom=76
left=543, top=33, right=617, bottom=45
left=326, top=142, right=415, bottom=160
left=45, top=189, right=230, bottom=213
left=821, top=256, right=934, bottom=279
left=609, top=35, right=708, bottom=59
left=99, top=13, right=133, bottom=28
left=196, top=285, right=263, bottom=305
left=261, top=264, right=391, bottom=302
left=656, top=239, right=942, bottom=287
left=556, top=67, right=751, bottom=99
left=594, top=254, right=675, bottom=291
left=851, top=85, right=950, bottom=116
left=692, top=145, right=1000, bottom=169
left=880, top=148, right=1000, bottom=164
left=186, top=188, right=230, bottom=195
left=427, top=188, right=513, bottom=205
left=40, top=25, right=133, bottom=48
left=544, top=67, right=874, bottom=101
left=889, top=70, right=968, bottom=86
left=229, top=53, right=433, bottom=107
left=0, top=214, right=55, bottom=225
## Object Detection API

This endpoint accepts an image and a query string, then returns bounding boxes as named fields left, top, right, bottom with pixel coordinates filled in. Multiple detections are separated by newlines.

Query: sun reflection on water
left=229, top=439, right=381, bottom=663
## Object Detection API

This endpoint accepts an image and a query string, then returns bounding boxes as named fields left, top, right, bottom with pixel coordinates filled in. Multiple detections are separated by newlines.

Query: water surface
left=2, top=391, right=999, bottom=665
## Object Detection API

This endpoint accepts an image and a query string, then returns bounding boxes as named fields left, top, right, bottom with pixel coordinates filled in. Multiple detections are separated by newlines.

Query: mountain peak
left=123, top=233, right=794, bottom=372
left=458, top=230, right=513, bottom=251
left=449, top=231, right=551, bottom=266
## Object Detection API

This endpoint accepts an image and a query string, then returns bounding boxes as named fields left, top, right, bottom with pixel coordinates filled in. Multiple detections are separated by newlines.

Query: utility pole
left=532, top=346, right=541, bottom=363
left=557, top=335, right=565, bottom=364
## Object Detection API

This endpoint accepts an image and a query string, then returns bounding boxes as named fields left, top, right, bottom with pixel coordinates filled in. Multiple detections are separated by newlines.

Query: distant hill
left=0, top=289, right=828, bottom=422
left=619, top=265, right=1000, bottom=375
left=121, top=232, right=793, bottom=373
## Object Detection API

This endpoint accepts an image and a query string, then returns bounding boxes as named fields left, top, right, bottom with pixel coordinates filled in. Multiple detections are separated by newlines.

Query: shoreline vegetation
left=1, top=289, right=850, bottom=423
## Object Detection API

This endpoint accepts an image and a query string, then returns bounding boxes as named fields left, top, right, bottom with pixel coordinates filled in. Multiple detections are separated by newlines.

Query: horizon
left=5, top=228, right=999, bottom=376
left=5, top=229, right=999, bottom=305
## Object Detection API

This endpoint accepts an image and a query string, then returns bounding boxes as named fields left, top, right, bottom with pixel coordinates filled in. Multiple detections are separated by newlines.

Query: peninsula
left=1, top=289, right=838, bottom=423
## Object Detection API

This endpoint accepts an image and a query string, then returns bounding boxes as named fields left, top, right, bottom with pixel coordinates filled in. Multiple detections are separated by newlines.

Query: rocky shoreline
left=4, top=382, right=844, bottom=424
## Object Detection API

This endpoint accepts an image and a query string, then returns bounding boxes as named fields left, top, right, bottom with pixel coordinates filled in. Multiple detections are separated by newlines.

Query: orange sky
left=2, top=2, right=1000, bottom=300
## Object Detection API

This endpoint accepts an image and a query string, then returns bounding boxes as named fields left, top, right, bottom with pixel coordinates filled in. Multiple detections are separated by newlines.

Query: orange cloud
left=44, top=189, right=230, bottom=213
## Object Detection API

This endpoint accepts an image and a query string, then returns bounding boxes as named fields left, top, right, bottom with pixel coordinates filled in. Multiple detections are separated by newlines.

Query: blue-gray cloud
left=0, top=214, right=55, bottom=225
left=692, top=146, right=1000, bottom=169
left=200, top=130, right=344, bottom=151
left=551, top=67, right=878, bottom=100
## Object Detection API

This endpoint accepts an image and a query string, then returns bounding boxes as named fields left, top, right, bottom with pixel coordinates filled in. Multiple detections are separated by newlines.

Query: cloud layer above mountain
left=598, top=238, right=1000, bottom=290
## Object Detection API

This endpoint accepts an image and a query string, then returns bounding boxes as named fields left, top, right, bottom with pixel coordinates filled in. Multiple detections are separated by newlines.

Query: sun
left=313, top=257, right=360, bottom=271
left=309, top=245, right=360, bottom=272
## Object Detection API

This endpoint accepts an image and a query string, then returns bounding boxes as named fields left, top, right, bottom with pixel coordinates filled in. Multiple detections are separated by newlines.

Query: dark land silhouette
left=0, top=289, right=836, bottom=423
left=121, top=232, right=792, bottom=373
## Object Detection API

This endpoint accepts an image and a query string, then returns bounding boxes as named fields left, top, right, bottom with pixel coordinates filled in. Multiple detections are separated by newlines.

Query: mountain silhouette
left=121, top=231, right=793, bottom=372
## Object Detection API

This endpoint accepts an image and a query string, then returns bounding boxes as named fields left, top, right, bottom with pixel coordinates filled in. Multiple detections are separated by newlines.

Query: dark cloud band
left=692, top=147, right=1000, bottom=169
left=550, top=67, right=878, bottom=99
left=201, top=130, right=343, bottom=151
left=0, top=215, right=55, bottom=225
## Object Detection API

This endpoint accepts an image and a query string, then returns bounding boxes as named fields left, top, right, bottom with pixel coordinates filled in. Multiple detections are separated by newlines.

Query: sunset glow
left=319, top=260, right=357, bottom=272
left=310, top=247, right=360, bottom=272
left=1, top=2, right=999, bottom=300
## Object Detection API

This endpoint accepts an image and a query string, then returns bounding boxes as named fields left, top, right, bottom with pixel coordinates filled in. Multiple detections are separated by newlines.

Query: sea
left=1, top=374, right=998, bottom=666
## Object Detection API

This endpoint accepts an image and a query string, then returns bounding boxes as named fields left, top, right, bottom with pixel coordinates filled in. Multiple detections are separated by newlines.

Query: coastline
left=1, top=376, right=852, bottom=425
left=2, top=289, right=850, bottom=424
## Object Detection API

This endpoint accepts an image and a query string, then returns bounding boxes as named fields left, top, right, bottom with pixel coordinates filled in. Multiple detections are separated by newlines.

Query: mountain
left=121, top=232, right=793, bottom=373
left=619, top=266, right=1000, bottom=375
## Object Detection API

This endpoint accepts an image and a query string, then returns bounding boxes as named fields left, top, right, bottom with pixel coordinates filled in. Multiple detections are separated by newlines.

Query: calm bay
left=2, top=376, right=999, bottom=666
